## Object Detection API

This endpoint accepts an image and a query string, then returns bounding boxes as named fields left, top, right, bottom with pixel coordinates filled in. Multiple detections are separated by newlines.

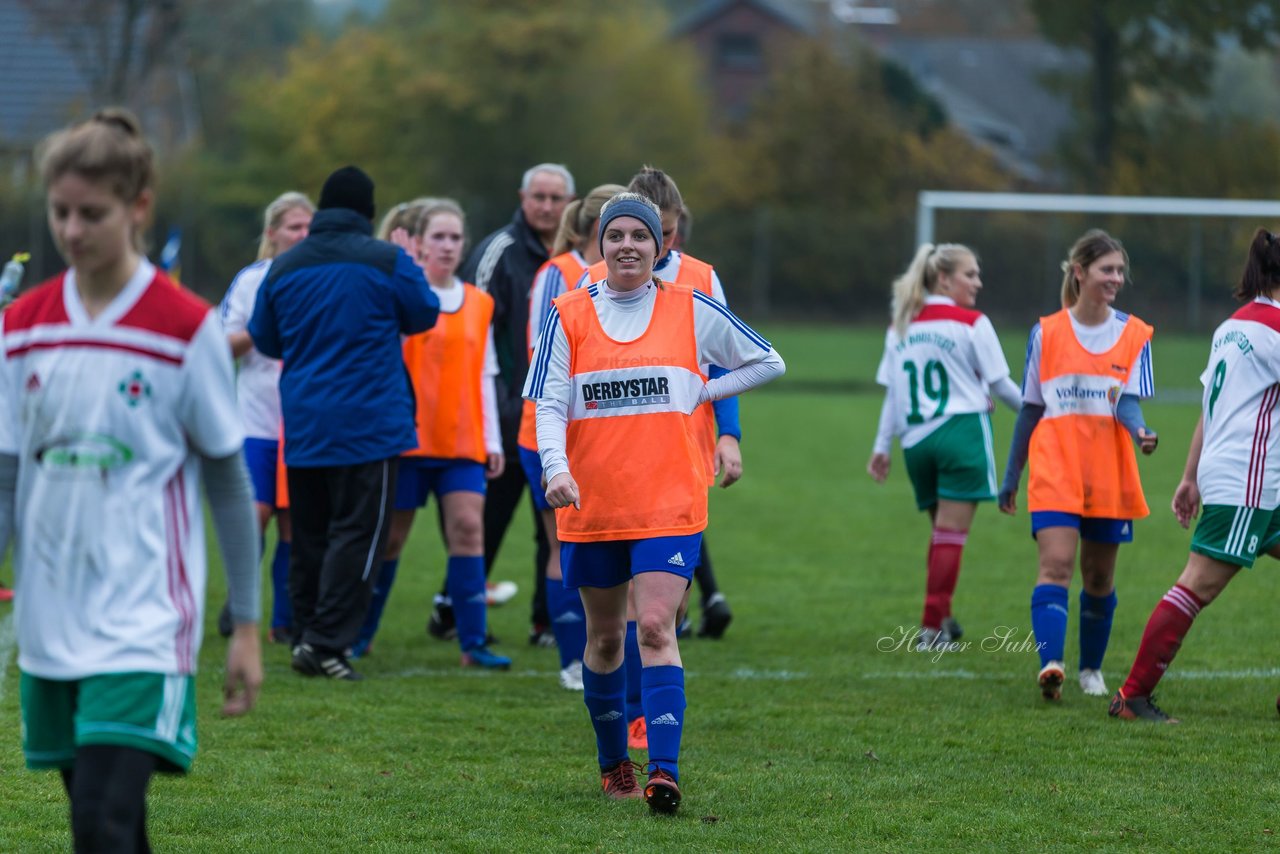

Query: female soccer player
left=867, top=243, right=1022, bottom=650
left=521, top=183, right=626, bottom=690
left=219, top=190, right=313, bottom=644
left=2, top=109, right=261, bottom=851
left=525, top=192, right=784, bottom=812
left=1110, top=228, right=1280, bottom=723
left=354, top=199, right=509, bottom=668
left=1000, top=229, right=1158, bottom=701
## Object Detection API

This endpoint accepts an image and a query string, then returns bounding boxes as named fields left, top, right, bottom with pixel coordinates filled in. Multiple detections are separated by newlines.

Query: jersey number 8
left=904, top=359, right=949, bottom=425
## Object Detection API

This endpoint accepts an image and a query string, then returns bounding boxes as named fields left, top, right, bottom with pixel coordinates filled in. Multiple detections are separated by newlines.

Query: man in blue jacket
left=250, top=165, right=439, bottom=680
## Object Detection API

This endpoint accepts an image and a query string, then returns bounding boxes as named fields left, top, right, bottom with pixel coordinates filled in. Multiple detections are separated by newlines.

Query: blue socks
left=624, top=622, right=642, bottom=723
left=547, top=577, right=586, bottom=670
left=1079, top=589, right=1117, bottom=670
left=1031, top=583, right=1069, bottom=667
left=582, top=663, right=628, bottom=770
left=641, top=665, right=686, bottom=782
left=269, top=539, right=293, bottom=631
left=447, top=555, right=488, bottom=651
left=352, top=558, right=399, bottom=655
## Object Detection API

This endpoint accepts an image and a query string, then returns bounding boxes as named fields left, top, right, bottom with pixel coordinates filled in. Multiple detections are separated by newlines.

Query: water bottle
left=0, top=253, right=29, bottom=305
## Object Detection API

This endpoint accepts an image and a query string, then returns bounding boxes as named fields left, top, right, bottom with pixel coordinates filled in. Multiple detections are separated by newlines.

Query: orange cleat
left=600, top=758, right=641, bottom=800
left=643, top=767, right=682, bottom=814
left=627, top=715, right=648, bottom=751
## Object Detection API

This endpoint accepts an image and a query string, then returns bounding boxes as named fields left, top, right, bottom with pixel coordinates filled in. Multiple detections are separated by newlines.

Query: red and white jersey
left=875, top=296, right=1012, bottom=448
left=220, top=259, right=281, bottom=440
left=1198, top=297, right=1280, bottom=509
left=0, top=260, right=243, bottom=679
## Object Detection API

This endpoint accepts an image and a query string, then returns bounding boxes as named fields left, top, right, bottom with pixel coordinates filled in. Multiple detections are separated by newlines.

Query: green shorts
left=1190, top=505, right=1280, bottom=568
left=903, top=412, right=997, bottom=511
left=20, top=671, right=198, bottom=773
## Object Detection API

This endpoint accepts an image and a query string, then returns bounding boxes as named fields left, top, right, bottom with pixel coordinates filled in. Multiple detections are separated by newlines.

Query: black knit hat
left=318, top=165, right=375, bottom=220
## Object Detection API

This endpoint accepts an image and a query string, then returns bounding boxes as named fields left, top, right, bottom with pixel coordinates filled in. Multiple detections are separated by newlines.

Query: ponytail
left=1236, top=227, right=1280, bottom=301
left=890, top=243, right=974, bottom=336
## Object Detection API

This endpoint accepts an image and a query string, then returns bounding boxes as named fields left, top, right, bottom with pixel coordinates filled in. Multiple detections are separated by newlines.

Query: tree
left=1030, top=0, right=1280, bottom=185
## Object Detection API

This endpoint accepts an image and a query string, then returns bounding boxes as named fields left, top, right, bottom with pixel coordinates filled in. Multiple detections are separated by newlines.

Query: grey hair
left=521, top=163, right=575, bottom=195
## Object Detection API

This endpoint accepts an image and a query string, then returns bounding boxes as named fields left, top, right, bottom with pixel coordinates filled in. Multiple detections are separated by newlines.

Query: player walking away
left=1111, top=229, right=1280, bottom=724
left=525, top=193, right=784, bottom=813
left=868, top=243, right=1022, bottom=650
left=1000, top=229, right=1158, bottom=701
left=218, top=190, right=314, bottom=645
left=521, top=183, right=626, bottom=690
left=249, top=165, right=440, bottom=682
left=4, top=108, right=262, bottom=851
left=352, top=199, right=509, bottom=668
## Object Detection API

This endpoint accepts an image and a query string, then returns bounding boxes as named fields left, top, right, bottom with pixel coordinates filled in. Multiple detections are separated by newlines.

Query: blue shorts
left=244, top=437, right=279, bottom=507
left=1031, top=511, right=1133, bottom=544
left=561, top=533, right=702, bottom=590
left=395, top=458, right=486, bottom=511
left=518, top=446, right=551, bottom=512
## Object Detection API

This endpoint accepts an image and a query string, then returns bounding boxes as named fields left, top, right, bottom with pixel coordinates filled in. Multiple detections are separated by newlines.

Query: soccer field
left=3, top=323, right=1279, bottom=851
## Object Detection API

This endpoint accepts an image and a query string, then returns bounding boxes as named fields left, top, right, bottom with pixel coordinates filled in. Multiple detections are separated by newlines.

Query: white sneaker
left=485, top=580, right=518, bottom=606
left=1079, top=668, right=1108, bottom=696
left=559, top=660, right=584, bottom=691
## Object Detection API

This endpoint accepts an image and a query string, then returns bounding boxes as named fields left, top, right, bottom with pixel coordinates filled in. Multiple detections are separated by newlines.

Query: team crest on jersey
left=1106, top=385, right=1122, bottom=408
left=24, top=372, right=40, bottom=393
left=118, top=370, right=152, bottom=407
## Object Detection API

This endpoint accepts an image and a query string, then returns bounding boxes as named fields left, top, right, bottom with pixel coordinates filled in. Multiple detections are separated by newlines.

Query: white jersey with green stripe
left=1198, top=296, right=1280, bottom=509
left=875, top=296, right=1012, bottom=449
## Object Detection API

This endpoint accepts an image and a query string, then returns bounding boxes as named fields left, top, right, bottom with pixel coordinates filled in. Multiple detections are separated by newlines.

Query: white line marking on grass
left=259, top=664, right=812, bottom=682
left=0, top=610, right=15, bottom=702
left=863, top=667, right=1280, bottom=682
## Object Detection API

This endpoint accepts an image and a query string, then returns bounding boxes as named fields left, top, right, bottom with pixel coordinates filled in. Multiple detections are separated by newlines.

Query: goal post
left=916, top=191, right=1280, bottom=331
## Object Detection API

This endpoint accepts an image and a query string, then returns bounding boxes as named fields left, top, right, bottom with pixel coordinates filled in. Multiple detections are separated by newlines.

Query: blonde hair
left=413, top=198, right=465, bottom=238
left=1060, top=229, right=1128, bottom=308
left=890, top=243, right=974, bottom=335
left=38, top=107, right=155, bottom=251
left=376, top=197, right=441, bottom=240
left=552, top=183, right=626, bottom=256
left=256, top=192, right=315, bottom=260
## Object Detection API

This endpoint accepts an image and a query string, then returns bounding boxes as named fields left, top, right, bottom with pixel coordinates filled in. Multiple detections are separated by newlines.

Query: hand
left=1171, top=479, right=1201, bottom=529
left=545, top=472, right=580, bottom=510
left=1137, top=427, right=1158, bottom=455
left=867, top=452, right=890, bottom=483
left=221, top=624, right=263, bottom=717
left=998, top=489, right=1017, bottom=516
left=388, top=227, right=414, bottom=253
left=485, top=452, right=505, bottom=480
left=714, top=435, right=743, bottom=488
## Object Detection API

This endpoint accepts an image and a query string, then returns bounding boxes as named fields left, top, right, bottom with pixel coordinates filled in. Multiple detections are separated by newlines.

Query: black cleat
left=427, top=600, right=457, bottom=641
left=696, top=593, right=733, bottom=639
left=941, top=615, right=963, bottom=641
left=643, top=767, right=682, bottom=815
left=1109, top=691, right=1179, bottom=723
left=292, top=643, right=363, bottom=681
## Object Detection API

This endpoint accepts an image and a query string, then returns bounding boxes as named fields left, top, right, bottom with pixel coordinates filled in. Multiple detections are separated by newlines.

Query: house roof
left=0, top=2, right=94, bottom=151
left=873, top=36, right=1083, bottom=183
left=671, top=0, right=819, bottom=37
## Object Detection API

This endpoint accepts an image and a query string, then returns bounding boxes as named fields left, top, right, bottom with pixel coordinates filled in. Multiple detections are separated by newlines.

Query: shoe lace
left=1145, top=695, right=1171, bottom=720
left=640, top=761, right=671, bottom=781
left=604, top=759, right=638, bottom=791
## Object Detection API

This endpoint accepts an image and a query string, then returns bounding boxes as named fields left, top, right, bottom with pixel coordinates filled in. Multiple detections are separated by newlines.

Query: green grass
left=4, top=323, right=1280, bottom=851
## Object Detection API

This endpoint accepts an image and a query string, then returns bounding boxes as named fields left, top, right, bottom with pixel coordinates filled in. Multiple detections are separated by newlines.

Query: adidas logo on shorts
left=667, top=552, right=685, bottom=567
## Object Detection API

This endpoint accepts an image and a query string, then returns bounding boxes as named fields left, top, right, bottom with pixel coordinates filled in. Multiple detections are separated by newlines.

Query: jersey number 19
left=904, top=360, right=949, bottom=425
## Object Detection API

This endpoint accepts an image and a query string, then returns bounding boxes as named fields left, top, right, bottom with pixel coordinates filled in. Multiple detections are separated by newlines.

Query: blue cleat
left=460, top=646, right=511, bottom=670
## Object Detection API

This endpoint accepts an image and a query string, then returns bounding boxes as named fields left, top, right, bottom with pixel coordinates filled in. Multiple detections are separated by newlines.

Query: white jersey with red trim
left=220, top=258, right=281, bottom=440
left=1197, top=297, right=1280, bottom=509
left=0, top=260, right=243, bottom=679
left=874, top=296, right=1012, bottom=448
